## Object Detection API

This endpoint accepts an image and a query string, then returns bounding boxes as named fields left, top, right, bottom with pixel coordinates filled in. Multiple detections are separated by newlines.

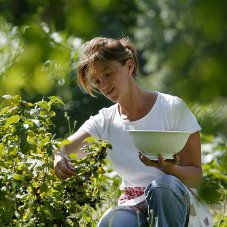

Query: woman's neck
left=118, top=87, right=157, bottom=121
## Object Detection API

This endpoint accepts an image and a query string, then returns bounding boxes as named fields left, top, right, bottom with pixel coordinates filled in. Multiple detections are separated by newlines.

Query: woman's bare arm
left=139, top=131, right=203, bottom=188
left=172, top=131, right=203, bottom=187
left=54, top=130, right=90, bottom=180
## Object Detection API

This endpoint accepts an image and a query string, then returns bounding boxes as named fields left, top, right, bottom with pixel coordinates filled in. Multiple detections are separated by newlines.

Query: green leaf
left=48, top=96, right=64, bottom=105
left=2, top=94, right=13, bottom=100
left=84, top=137, right=96, bottom=143
left=48, top=110, right=56, bottom=117
left=36, top=101, right=50, bottom=111
left=97, top=167, right=105, bottom=174
left=17, top=163, right=26, bottom=171
left=60, top=139, right=72, bottom=146
left=4, top=115, right=20, bottom=129
left=13, top=174, right=24, bottom=181
left=22, top=100, right=33, bottom=107
left=0, top=106, right=11, bottom=115
left=69, top=153, right=78, bottom=159
left=2, top=95, right=22, bottom=105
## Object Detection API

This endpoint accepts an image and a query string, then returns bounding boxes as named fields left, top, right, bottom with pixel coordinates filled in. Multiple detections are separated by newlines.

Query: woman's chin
left=106, top=95, right=117, bottom=103
left=105, top=89, right=118, bottom=102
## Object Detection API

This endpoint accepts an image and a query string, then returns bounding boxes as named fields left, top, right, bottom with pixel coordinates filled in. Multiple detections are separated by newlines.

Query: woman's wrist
left=54, top=147, right=68, bottom=159
left=162, top=164, right=179, bottom=175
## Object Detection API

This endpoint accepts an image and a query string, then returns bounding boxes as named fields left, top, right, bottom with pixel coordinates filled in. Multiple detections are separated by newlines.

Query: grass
left=210, top=200, right=227, bottom=227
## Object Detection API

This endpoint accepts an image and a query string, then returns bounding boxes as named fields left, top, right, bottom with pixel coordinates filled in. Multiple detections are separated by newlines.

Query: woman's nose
left=99, top=79, right=109, bottom=90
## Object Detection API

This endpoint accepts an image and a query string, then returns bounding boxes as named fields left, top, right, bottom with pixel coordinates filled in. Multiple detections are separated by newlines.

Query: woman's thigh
left=97, top=206, right=149, bottom=227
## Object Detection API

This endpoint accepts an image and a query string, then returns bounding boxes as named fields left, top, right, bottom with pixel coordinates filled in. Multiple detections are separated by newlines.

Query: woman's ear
left=126, top=59, right=135, bottom=75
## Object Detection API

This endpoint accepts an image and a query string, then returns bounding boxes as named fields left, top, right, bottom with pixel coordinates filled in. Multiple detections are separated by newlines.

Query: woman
left=54, top=37, right=213, bottom=226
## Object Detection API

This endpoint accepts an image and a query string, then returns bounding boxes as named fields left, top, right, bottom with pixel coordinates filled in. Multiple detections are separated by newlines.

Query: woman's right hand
left=54, top=151, right=76, bottom=180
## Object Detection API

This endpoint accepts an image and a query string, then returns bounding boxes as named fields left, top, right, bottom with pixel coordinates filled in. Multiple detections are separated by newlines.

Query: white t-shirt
left=79, top=92, right=201, bottom=189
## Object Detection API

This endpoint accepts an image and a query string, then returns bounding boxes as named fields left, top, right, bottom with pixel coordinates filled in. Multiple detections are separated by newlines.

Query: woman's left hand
left=138, top=152, right=180, bottom=173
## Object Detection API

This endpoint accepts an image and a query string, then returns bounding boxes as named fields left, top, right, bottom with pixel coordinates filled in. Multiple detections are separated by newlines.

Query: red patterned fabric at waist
left=118, top=187, right=146, bottom=204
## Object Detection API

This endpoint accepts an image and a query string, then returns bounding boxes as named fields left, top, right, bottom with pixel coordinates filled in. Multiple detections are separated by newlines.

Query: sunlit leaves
left=0, top=95, right=115, bottom=226
left=4, top=115, right=20, bottom=129
left=0, top=21, right=76, bottom=97
left=189, top=0, right=227, bottom=42
left=136, top=0, right=227, bottom=103
left=198, top=134, right=227, bottom=206
left=13, top=174, right=24, bottom=182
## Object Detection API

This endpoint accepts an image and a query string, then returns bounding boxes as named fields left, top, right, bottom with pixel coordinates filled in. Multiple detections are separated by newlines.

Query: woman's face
left=90, top=60, right=134, bottom=102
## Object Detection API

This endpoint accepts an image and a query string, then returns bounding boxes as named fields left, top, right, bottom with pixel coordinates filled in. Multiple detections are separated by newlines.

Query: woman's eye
left=105, top=73, right=112, bottom=78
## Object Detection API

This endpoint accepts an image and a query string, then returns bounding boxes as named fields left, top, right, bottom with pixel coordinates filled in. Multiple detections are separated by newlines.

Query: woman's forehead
left=89, top=61, right=117, bottom=76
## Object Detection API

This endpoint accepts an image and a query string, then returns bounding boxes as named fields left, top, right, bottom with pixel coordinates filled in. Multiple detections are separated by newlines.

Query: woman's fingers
left=139, top=152, right=180, bottom=171
left=65, top=158, right=76, bottom=172
left=174, top=154, right=180, bottom=165
left=138, top=152, right=160, bottom=167
left=157, top=154, right=180, bottom=172
left=54, top=155, right=76, bottom=180
left=55, top=168, right=70, bottom=180
left=55, top=165, right=76, bottom=180
left=158, top=154, right=165, bottom=167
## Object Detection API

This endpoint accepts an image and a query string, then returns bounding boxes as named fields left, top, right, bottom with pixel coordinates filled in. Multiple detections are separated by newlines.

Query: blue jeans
left=97, top=175, right=190, bottom=227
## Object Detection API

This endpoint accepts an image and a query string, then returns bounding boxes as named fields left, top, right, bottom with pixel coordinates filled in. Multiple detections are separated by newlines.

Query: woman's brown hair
left=77, top=37, right=138, bottom=96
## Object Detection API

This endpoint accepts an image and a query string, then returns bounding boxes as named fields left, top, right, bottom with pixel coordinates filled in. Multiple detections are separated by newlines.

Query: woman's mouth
left=106, top=87, right=115, bottom=95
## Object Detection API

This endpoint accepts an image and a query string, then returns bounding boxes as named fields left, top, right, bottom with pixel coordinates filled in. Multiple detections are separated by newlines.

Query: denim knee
left=145, top=175, right=189, bottom=201
left=144, top=175, right=190, bottom=226
left=97, top=206, right=148, bottom=227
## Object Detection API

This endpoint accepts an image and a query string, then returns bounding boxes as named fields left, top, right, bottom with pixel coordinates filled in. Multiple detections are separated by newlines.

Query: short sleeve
left=78, top=112, right=104, bottom=139
left=169, top=97, right=201, bottom=132
left=77, top=106, right=115, bottom=139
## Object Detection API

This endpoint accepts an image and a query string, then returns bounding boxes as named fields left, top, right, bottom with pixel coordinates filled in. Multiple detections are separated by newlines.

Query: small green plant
left=0, top=95, right=113, bottom=226
left=198, top=134, right=227, bottom=226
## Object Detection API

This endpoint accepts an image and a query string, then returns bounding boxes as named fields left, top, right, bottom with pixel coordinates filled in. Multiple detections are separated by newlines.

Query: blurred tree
left=134, top=0, right=227, bottom=137
left=0, top=0, right=226, bottom=222
left=0, top=0, right=138, bottom=37
left=134, top=0, right=227, bottom=212
left=0, top=0, right=139, bottom=136
left=134, top=0, right=227, bottom=103
left=1, top=0, right=226, bottom=150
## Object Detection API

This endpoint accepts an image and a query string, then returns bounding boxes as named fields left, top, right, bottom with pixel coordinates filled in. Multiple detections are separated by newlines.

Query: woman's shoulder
left=158, top=92, right=183, bottom=107
left=97, top=103, right=118, bottom=118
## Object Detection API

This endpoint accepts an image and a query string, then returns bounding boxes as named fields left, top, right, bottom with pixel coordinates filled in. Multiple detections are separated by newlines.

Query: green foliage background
left=0, top=0, right=227, bottom=225
left=0, top=95, right=120, bottom=226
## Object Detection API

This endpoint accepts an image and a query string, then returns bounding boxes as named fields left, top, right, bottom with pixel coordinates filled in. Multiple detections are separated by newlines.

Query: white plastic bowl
left=127, top=130, right=191, bottom=159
